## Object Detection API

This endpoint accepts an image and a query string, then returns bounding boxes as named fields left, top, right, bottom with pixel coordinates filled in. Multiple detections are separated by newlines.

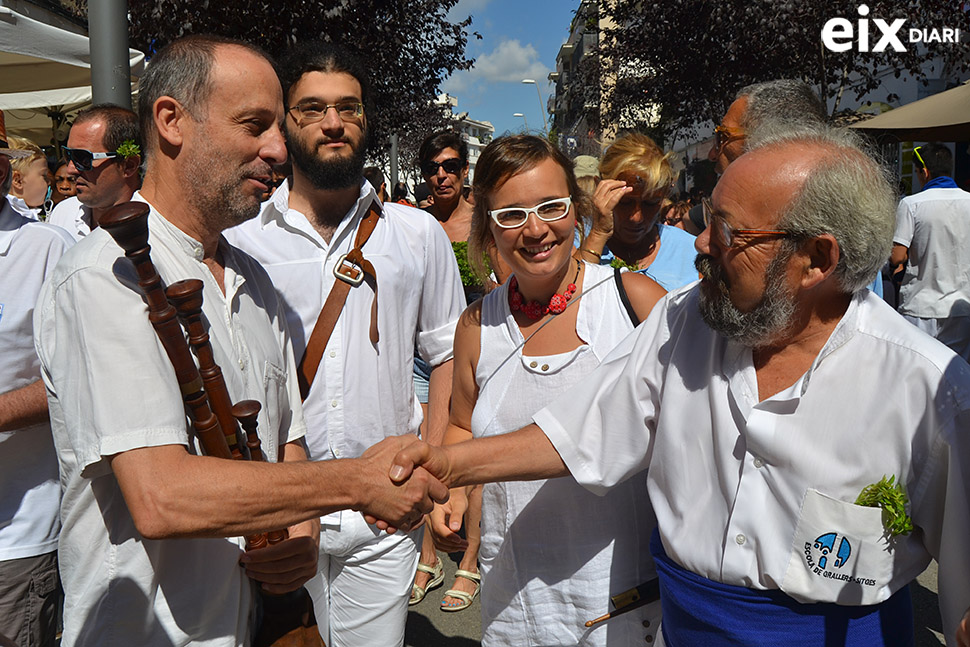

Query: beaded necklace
left=508, top=259, right=581, bottom=320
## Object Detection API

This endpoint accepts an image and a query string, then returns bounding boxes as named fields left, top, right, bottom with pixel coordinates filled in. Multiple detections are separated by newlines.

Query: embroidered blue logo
left=813, top=532, right=852, bottom=569
left=803, top=532, right=874, bottom=586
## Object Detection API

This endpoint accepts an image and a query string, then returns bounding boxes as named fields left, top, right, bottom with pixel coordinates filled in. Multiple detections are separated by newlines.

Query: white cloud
left=448, top=0, right=491, bottom=21
left=443, top=39, right=551, bottom=94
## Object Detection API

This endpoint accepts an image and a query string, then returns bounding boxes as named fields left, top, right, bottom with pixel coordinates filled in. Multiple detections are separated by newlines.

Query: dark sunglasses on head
left=421, top=158, right=464, bottom=177
left=63, top=147, right=119, bottom=172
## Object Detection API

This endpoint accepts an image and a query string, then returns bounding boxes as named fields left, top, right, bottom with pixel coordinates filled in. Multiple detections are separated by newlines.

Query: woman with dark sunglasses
left=426, top=135, right=667, bottom=646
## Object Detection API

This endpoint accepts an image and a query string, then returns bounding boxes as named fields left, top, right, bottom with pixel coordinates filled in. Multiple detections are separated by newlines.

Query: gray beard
left=695, top=246, right=798, bottom=348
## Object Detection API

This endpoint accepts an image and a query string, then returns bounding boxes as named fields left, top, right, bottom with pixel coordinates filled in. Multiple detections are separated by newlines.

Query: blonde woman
left=579, top=133, right=699, bottom=291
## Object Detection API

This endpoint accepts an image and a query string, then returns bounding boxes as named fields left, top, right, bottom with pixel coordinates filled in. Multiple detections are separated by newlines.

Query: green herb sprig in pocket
left=855, top=475, right=913, bottom=537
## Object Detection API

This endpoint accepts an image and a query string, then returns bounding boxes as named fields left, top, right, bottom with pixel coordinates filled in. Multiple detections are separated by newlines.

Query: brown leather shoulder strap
left=297, top=201, right=381, bottom=400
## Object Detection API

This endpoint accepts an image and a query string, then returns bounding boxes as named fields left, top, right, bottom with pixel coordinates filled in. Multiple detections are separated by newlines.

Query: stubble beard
left=694, top=246, right=798, bottom=348
left=182, top=147, right=267, bottom=233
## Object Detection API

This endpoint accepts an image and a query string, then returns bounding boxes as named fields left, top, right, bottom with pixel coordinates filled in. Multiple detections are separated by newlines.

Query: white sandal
left=409, top=558, right=444, bottom=606
left=440, top=569, right=481, bottom=612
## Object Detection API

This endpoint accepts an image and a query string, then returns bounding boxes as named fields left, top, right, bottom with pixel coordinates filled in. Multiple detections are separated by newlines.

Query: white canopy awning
left=850, top=81, right=970, bottom=142
left=0, top=2, right=144, bottom=146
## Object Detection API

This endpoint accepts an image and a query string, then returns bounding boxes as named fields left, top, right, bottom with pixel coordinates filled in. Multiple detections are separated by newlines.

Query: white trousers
left=305, top=510, right=420, bottom=647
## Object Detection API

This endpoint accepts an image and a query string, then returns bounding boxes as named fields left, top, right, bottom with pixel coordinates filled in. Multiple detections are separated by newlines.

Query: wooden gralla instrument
left=100, top=201, right=287, bottom=550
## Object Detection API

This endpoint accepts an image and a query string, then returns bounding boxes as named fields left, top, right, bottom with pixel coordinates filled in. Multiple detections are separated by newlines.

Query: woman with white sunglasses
left=427, top=135, right=667, bottom=646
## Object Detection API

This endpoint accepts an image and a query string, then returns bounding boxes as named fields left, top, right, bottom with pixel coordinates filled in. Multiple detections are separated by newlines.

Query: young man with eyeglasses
left=890, top=143, right=970, bottom=361
left=48, top=105, right=142, bottom=241
left=225, top=41, right=464, bottom=647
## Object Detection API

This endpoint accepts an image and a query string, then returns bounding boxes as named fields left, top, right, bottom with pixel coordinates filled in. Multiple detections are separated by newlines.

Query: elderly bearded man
left=387, top=129, right=970, bottom=647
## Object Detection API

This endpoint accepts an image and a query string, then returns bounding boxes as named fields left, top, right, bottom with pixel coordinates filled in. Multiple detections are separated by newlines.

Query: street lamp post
left=521, top=79, right=549, bottom=135
left=513, top=112, right=529, bottom=132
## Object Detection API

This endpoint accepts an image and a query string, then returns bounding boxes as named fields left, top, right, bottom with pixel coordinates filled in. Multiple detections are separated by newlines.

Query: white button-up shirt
left=35, top=194, right=306, bottom=646
left=0, top=199, right=73, bottom=561
left=535, top=286, right=970, bottom=641
left=225, top=181, right=464, bottom=463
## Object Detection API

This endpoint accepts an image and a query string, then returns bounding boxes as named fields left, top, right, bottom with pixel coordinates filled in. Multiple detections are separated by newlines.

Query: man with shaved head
left=386, top=129, right=970, bottom=646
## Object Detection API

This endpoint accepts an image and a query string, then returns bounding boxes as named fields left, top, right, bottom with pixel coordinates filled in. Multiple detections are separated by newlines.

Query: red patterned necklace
left=508, top=260, right=581, bottom=320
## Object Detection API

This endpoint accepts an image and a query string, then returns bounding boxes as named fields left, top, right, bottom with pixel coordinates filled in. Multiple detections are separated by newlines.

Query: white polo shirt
left=0, top=198, right=73, bottom=561
left=224, top=181, right=464, bottom=463
left=893, top=186, right=970, bottom=319
left=34, top=194, right=307, bottom=647
left=535, top=286, right=970, bottom=640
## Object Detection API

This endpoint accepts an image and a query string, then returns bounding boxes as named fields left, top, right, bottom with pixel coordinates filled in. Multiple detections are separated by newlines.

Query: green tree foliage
left=577, top=0, right=970, bottom=140
left=124, top=0, right=477, bottom=157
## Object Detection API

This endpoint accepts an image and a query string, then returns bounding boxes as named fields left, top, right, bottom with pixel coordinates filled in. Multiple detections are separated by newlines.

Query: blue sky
left=441, top=0, right=574, bottom=137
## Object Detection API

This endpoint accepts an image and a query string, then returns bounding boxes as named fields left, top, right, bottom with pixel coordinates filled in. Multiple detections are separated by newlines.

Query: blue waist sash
left=650, top=531, right=914, bottom=647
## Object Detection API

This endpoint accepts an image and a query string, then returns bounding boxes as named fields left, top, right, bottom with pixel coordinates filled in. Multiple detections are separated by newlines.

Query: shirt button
left=541, top=364, right=549, bottom=371
left=644, top=636, right=653, bottom=643
left=642, top=620, right=651, bottom=628
left=736, top=533, right=746, bottom=545
left=753, top=457, right=765, bottom=468
left=529, top=361, right=538, bottom=368
left=331, top=400, right=338, bottom=408
left=329, top=350, right=336, bottom=358
left=334, top=448, right=340, bottom=457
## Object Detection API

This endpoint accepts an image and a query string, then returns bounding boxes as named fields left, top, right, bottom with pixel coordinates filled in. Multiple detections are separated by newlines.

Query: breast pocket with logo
left=782, top=488, right=895, bottom=606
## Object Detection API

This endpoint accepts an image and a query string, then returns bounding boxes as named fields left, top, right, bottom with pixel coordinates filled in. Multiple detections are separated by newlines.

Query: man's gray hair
left=752, top=127, right=895, bottom=294
left=137, top=35, right=271, bottom=158
left=738, top=80, right=827, bottom=148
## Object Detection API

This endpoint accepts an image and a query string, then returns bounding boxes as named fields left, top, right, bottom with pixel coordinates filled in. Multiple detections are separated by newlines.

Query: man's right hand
left=355, top=436, right=449, bottom=533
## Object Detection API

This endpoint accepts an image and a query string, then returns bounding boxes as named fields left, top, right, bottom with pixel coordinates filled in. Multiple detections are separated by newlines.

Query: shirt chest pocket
left=781, top=488, right=895, bottom=606
left=257, top=360, right=288, bottom=460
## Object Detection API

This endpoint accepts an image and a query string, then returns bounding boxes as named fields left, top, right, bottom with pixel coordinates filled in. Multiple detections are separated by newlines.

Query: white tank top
left=471, top=261, right=661, bottom=646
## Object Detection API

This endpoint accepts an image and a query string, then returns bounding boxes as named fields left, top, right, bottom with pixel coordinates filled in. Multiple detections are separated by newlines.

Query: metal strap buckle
left=333, top=253, right=365, bottom=287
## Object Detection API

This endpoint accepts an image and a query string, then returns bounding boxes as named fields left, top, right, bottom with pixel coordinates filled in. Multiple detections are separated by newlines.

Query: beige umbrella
left=849, top=81, right=970, bottom=142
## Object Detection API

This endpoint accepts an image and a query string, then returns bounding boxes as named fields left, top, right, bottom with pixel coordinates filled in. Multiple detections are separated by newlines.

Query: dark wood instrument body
left=101, top=201, right=287, bottom=549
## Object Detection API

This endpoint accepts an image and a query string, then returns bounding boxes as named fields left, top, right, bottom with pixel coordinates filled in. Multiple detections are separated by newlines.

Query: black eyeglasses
left=421, top=158, right=464, bottom=177
left=63, top=147, right=119, bottom=172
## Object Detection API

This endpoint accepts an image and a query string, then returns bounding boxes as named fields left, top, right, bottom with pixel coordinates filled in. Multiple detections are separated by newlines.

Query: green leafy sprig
left=855, top=475, right=913, bottom=537
left=116, top=139, right=141, bottom=159
left=610, top=257, right=637, bottom=271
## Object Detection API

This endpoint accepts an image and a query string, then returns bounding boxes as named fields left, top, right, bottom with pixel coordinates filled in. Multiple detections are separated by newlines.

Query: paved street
left=406, top=551, right=482, bottom=647
left=405, top=553, right=945, bottom=646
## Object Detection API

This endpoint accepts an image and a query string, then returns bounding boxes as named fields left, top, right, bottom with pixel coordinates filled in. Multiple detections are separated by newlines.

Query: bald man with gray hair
left=389, top=127, right=970, bottom=647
